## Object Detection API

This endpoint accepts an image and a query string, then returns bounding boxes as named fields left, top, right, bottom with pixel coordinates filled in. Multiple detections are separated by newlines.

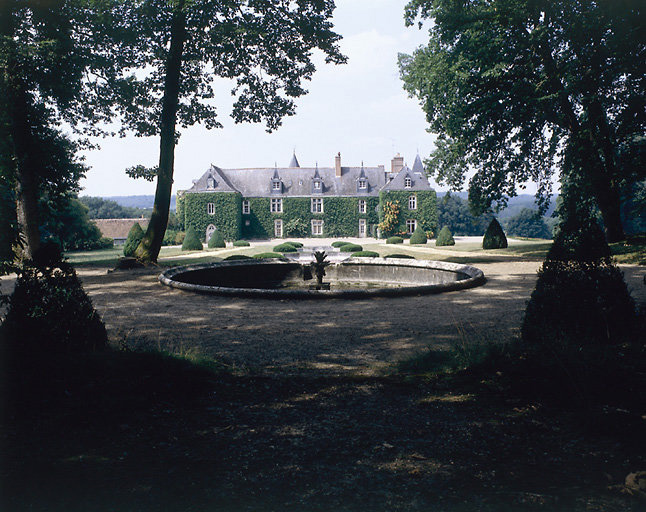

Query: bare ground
left=82, top=261, right=646, bottom=375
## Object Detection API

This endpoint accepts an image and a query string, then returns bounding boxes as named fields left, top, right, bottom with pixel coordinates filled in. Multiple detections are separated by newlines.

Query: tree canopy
left=399, top=0, right=646, bottom=242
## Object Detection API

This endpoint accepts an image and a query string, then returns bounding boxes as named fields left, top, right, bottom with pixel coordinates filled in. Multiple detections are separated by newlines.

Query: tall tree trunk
left=590, top=172, right=625, bottom=243
left=135, top=9, right=186, bottom=263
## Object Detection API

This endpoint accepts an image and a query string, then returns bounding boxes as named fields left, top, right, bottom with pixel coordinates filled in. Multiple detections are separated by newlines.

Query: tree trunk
left=135, top=9, right=186, bottom=263
left=591, top=175, right=625, bottom=243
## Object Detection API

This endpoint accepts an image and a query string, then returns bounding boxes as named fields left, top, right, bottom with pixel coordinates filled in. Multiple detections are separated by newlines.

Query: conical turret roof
left=289, top=151, right=300, bottom=168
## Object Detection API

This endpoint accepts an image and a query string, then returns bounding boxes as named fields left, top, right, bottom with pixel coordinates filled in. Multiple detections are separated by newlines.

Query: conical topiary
left=182, top=226, right=203, bottom=251
left=207, top=230, right=225, bottom=248
left=482, top=218, right=507, bottom=249
left=409, top=225, right=427, bottom=245
left=123, top=223, right=144, bottom=257
left=436, top=225, right=455, bottom=246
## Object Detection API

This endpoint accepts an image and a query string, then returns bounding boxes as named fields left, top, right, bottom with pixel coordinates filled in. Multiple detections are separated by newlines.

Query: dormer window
left=272, top=181, right=281, bottom=190
left=404, top=177, right=412, bottom=188
left=358, top=179, right=367, bottom=189
left=207, top=176, right=215, bottom=189
left=314, top=181, right=321, bottom=189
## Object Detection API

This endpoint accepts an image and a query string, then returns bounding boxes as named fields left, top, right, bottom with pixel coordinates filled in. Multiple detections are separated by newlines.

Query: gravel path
left=80, top=261, right=646, bottom=376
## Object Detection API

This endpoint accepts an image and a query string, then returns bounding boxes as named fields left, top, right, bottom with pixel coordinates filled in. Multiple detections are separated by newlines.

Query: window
left=311, top=198, right=323, bottom=213
left=358, top=179, right=367, bottom=189
left=207, top=203, right=215, bottom=215
left=358, top=200, right=366, bottom=213
left=274, top=219, right=283, bottom=237
left=406, top=219, right=417, bottom=234
left=271, top=198, right=282, bottom=213
left=404, top=177, right=412, bottom=188
left=272, top=180, right=281, bottom=190
left=408, top=195, right=417, bottom=210
left=311, top=219, right=324, bottom=235
left=207, top=177, right=215, bottom=189
left=314, top=181, right=321, bottom=189
left=242, top=200, right=250, bottom=214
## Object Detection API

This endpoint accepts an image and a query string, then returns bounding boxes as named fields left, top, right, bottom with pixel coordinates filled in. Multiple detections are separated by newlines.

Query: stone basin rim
left=159, top=258, right=486, bottom=299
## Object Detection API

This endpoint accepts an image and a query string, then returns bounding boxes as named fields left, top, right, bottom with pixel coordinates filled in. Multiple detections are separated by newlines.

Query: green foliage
left=331, top=241, right=351, bottom=248
left=253, top=252, right=284, bottom=259
left=224, top=254, right=252, bottom=261
left=182, top=226, right=203, bottom=251
left=482, top=218, right=508, bottom=249
left=385, top=254, right=415, bottom=259
left=207, top=231, right=225, bottom=249
left=1, top=254, right=107, bottom=354
left=379, top=191, right=438, bottom=238
left=283, top=218, right=308, bottom=238
left=350, top=251, right=379, bottom=258
left=174, top=231, right=185, bottom=245
left=437, top=193, right=492, bottom=235
left=123, top=223, right=144, bottom=257
left=504, top=208, right=552, bottom=239
left=339, top=243, right=363, bottom=252
left=386, top=236, right=404, bottom=244
left=233, top=240, right=250, bottom=247
left=273, top=243, right=298, bottom=253
left=79, top=196, right=149, bottom=219
left=409, top=225, right=428, bottom=245
left=183, top=192, right=242, bottom=241
left=162, top=229, right=181, bottom=246
left=435, top=226, right=455, bottom=247
left=285, top=241, right=303, bottom=248
left=378, top=200, right=400, bottom=238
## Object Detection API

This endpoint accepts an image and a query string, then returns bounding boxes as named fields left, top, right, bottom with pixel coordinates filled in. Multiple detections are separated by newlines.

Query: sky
left=79, top=0, right=445, bottom=197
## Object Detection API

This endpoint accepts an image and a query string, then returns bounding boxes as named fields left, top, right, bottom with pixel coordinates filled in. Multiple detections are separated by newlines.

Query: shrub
left=409, top=225, right=428, bottom=245
left=174, top=231, right=185, bottom=245
left=207, top=230, right=225, bottom=249
left=1, top=248, right=107, bottom=354
left=386, top=236, right=404, bottom=244
left=482, top=218, right=507, bottom=249
left=284, top=241, right=303, bottom=248
left=273, top=243, right=298, bottom=253
left=182, top=226, right=203, bottom=251
left=123, top=223, right=144, bottom=257
left=331, top=241, right=351, bottom=248
left=162, top=229, right=179, bottom=246
left=97, top=237, right=114, bottom=249
left=339, top=243, right=363, bottom=252
left=233, top=240, right=250, bottom=247
left=253, top=252, right=284, bottom=259
left=385, top=254, right=415, bottom=259
left=436, top=226, right=455, bottom=246
left=351, top=251, right=379, bottom=258
left=224, top=254, right=253, bottom=261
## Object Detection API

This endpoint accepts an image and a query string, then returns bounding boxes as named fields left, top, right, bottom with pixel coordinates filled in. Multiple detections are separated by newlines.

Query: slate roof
left=381, top=165, right=431, bottom=192
left=289, top=152, right=300, bottom=168
left=412, top=153, right=425, bottom=174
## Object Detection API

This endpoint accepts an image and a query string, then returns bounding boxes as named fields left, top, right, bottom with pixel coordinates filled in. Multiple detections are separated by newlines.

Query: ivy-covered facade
left=177, top=153, right=437, bottom=241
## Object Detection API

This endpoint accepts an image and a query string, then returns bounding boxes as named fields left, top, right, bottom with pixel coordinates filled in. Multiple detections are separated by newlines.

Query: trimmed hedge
left=351, top=251, right=379, bottom=258
left=436, top=225, right=455, bottom=246
left=483, top=218, right=508, bottom=249
left=253, top=252, right=284, bottom=259
left=182, top=226, right=203, bottom=251
left=409, top=225, right=428, bottom=245
left=285, top=241, right=303, bottom=248
left=273, top=243, right=298, bottom=253
left=224, top=254, right=252, bottom=261
left=233, top=240, right=250, bottom=247
left=385, top=253, right=415, bottom=259
left=208, top=230, right=225, bottom=248
left=331, top=241, right=351, bottom=248
left=123, top=223, right=144, bottom=257
left=339, top=243, right=363, bottom=252
left=386, top=236, right=404, bottom=244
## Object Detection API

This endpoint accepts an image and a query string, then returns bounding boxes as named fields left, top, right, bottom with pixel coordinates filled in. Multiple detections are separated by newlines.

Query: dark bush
left=409, top=225, right=427, bottom=245
left=482, top=218, right=507, bottom=249
left=224, top=254, right=253, bottom=261
left=284, top=241, right=303, bottom=248
left=273, top=243, right=298, bottom=253
left=123, top=223, right=144, bottom=257
left=350, top=251, right=379, bottom=258
left=385, top=253, right=415, bottom=259
left=182, top=226, right=203, bottom=251
left=253, top=252, right=284, bottom=259
left=386, top=236, right=404, bottom=244
left=233, top=240, right=250, bottom=247
left=1, top=251, right=107, bottom=354
left=339, top=243, right=363, bottom=252
left=331, top=241, right=350, bottom=248
left=436, top=226, right=455, bottom=246
left=208, top=230, right=225, bottom=249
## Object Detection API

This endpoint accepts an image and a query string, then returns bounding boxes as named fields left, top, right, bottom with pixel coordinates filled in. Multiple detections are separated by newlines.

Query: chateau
left=176, top=153, right=437, bottom=241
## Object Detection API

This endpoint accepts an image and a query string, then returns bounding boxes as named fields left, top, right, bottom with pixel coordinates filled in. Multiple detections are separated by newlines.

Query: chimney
left=335, top=152, right=342, bottom=177
left=391, top=153, right=404, bottom=174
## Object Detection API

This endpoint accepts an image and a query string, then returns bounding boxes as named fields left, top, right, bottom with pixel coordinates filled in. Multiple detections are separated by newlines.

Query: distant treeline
left=79, top=196, right=153, bottom=219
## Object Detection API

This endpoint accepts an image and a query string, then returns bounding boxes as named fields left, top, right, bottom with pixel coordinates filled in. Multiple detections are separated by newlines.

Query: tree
left=504, top=208, right=552, bottom=239
left=437, top=193, right=491, bottom=236
left=482, top=218, right=507, bottom=249
left=115, top=0, right=346, bottom=263
left=0, top=0, right=136, bottom=260
left=400, top=0, right=646, bottom=242
left=79, top=196, right=148, bottom=219
left=435, top=225, right=455, bottom=246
